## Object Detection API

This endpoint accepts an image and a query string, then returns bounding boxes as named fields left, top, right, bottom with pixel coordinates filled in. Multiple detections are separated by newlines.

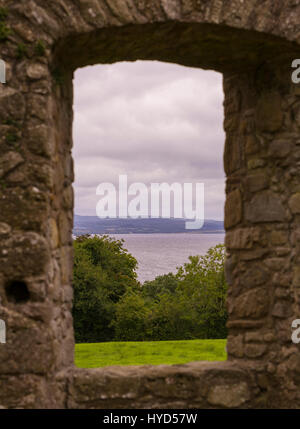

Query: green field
left=75, top=339, right=227, bottom=368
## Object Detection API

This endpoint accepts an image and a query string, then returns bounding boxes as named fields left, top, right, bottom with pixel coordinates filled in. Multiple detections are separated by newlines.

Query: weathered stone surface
left=272, top=301, right=293, bottom=319
left=230, top=288, right=269, bottom=319
left=62, top=186, right=74, bottom=210
left=224, top=135, right=242, bottom=174
left=49, top=218, right=59, bottom=249
left=207, top=382, right=250, bottom=408
left=68, top=362, right=253, bottom=409
left=268, top=139, right=291, bottom=158
left=0, top=223, right=11, bottom=236
left=26, top=63, right=49, bottom=80
left=245, top=135, right=259, bottom=155
left=264, top=257, right=288, bottom=271
left=0, top=87, right=25, bottom=121
left=245, top=173, right=269, bottom=192
left=244, top=344, right=267, bottom=358
left=245, top=332, right=264, bottom=343
left=273, top=272, right=292, bottom=288
left=227, top=334, right=244, bottom=358
left=255, top=92, right=283, bottom=132
left=225, top=227, right=262, bottom=249
left=239, top=265, right=269, bottom=288
left=270, top=230, right=288, bottom=246
left=292, top=267, right=300, bottom=287
left=0, top=232, right=50, bottom=277
left=27, top=125, right=53, bottom=158
left=0, top=319, right=56, bottom=374
left=0, top=152, right=24, bottom=179
left=0, top=375, right=54, bottom=409
left=275, top=287, right=289, bottom=299
left=239, top=249, right=268, bottom=261
left=225, top=188, right=242, bottom=228
left=227, top=320, right=263, bottom=330
left=264, top=333, right=276, bottom=343
left=288, top=193, right=300, bottom=214
left=247, top=158, right=266, bottom=170
left=245, top=191, right=286, bottom=223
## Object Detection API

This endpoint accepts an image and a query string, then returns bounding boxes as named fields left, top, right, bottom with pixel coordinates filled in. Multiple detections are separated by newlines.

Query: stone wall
left=0, top=0, right=300, bottom=408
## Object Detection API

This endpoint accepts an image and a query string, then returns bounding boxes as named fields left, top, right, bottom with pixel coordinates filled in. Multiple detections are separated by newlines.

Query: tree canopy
left=73, top=235, right=139, bottom=342
left=73, top=235, right=227, bottom=343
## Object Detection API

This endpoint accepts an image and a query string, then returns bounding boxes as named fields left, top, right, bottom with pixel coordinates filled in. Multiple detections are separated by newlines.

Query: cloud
left=73, top=60, right=225, bottom=220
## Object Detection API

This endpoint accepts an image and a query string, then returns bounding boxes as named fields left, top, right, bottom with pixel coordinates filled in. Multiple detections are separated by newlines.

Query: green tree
left=142, top=272, right=178, bottom=302
left=147, top=291, right=197, bottom=340
left=112, top=244, right=227, bottom=341
left=112, top=289, right=154, bottom=341
left=176, top=244, right=228, bottom=338
left=73, top=235, right=139, bottom=343
left=74, top=239, right=227, bottom=343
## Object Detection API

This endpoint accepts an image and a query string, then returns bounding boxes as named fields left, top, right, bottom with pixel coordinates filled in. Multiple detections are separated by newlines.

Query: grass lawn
left=75, top=339, right=227, bottom=368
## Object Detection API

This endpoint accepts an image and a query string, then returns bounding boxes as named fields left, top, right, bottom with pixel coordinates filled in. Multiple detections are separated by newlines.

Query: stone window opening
left=72, top=59, right=226, bottom=361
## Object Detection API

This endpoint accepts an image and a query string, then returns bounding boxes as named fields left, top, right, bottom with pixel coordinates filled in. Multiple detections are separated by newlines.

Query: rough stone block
left=225, top=227, right=262, bottom=249
left=225, top=188, right=242, bottom=228
left=208, top=382, right=250, bottom=408
left=268, top=139, right=291, bottom=158
left=255, top=92, right=283, bottom=132
left=245, top=173, right=269, bottom=192
left=288, top=193, right=300, bottom=214
left=230, top=288, right=269, bottom=319
left=245, top=191, right=285, bottom=223
left=0, top=152, right=24, bottom=179
left=27, top=63, right=49, bottom=80
left=244, top=344, right=267, bottom=358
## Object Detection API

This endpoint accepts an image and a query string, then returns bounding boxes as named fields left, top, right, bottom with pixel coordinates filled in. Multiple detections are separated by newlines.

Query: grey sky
left=73, top=61, right=225, bottom=220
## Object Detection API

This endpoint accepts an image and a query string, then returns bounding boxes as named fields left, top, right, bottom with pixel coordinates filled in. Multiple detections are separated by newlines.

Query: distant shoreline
left=73, top=215, right=224, bottom=236
left=73, top=231, right=225, bottom=236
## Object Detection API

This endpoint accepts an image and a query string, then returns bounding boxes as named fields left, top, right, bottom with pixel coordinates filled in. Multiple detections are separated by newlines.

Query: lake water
left=108, top=233, right=225, bottom=283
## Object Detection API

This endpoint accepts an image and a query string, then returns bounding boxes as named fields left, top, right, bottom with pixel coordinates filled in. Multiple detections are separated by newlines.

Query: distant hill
left=73, top=215, right=224, bottom=235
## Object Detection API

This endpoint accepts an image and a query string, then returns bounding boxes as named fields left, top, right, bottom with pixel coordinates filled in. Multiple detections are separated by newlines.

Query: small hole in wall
left=5, top=280, right=30, bottom=304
